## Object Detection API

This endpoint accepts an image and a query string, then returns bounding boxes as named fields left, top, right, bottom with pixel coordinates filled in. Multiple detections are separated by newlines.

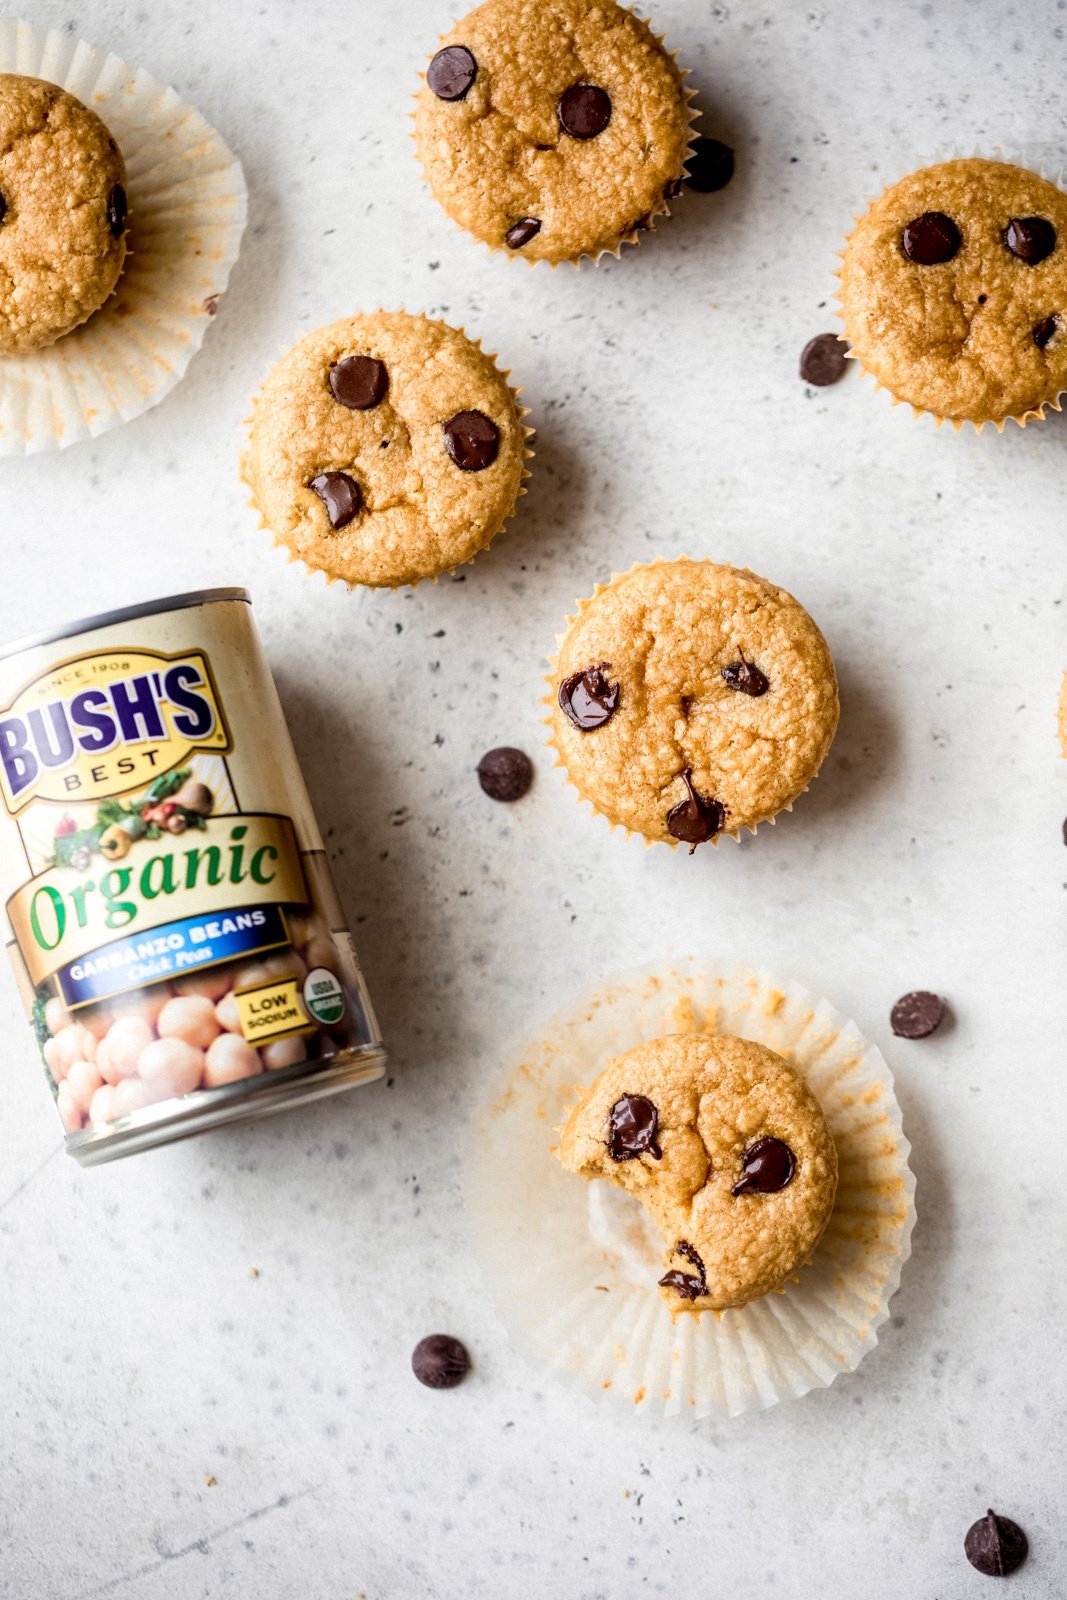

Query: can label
left=0, top=597, right=382, bottom=1141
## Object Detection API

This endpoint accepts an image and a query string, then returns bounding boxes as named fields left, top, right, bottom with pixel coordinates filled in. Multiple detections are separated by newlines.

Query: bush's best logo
left=0, top=650, right=230, bottom=813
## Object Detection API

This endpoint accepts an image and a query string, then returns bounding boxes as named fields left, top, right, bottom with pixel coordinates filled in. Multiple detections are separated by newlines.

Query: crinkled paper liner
left=240, top=313, right=534, bottom=592
left=835, top=144, right=1067, bottom=434
left=544, top=558, right=838, bottom=849
left=411, top=9, right=700, bottom=269
left=466, top=962, right=915, bottom=1420
left=0, top=17, right=247, bottom=454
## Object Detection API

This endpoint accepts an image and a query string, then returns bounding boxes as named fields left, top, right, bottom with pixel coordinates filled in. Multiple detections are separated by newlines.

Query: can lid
left=0, top=587, right=251, bottom=664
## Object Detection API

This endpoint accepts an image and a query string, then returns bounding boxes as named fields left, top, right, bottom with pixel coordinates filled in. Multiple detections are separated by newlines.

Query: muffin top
left=549, top=559, right=839, bottom=847
left=244, top=312, right=528, bottom=588
left=557, top=1031, right=839, bottom=1313
left=414, top=0, right=691, bottom=264
left=840, top=158, right=1067, bottom=424
left=0, top=74, right=128, bottom=354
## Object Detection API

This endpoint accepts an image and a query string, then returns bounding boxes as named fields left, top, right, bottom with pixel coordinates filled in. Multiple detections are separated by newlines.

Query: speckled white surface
left=1, top=2, right=1065, bottom=1595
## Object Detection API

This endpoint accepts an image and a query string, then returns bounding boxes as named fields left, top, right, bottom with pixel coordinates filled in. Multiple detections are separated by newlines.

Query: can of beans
left=0, top=589, right=385, bottom=1165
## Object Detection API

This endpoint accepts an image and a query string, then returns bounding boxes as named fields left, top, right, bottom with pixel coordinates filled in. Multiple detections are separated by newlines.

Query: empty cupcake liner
left=240, top=313, right=534, bottom=592
left=544, top=558, right=838, bottom=849
left=411, top=9, right=699, bottom=269
left=834, top=144, right=1067, bottom=434
left=466, top=961, right=915, bottom=1420
left=0, top=17, right=247, bottom=454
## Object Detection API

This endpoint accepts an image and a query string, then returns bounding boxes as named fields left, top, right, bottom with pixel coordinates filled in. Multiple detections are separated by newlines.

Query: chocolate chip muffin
left=244, top=311, right=530, bottom=588
left=558, top=1032, right=839, bottom=1313
left=839, top=158, right=1067, bottom=427
left=0, top=74, right=128, bottom=353
left=414, top=0, right=693, bottom=265
left=548, top=559, right=839, bottom=848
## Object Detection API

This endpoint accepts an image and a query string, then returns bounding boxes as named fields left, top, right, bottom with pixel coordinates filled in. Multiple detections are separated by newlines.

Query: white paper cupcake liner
left=466, top=961, right=916, bottom=1420
left=0, top=17, right=247, bottom=454
left=835, top=143, right=1067, bottom=434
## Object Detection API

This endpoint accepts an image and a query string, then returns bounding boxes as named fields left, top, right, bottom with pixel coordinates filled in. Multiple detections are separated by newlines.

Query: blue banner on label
left=57, top=904, right=289, bottom=1008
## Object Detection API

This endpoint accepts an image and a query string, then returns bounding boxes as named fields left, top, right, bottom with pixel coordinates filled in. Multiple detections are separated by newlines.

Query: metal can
left=0, top=589, right=385, bottom=1165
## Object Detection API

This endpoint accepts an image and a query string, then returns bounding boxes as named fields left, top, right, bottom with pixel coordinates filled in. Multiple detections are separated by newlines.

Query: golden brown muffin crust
left=415, top=0, right=691, bottom=264
left=0, top=74, right=127, bottom=353
left=245, top=311, right=527, bottom=588
left=840, top=159, right=1067, bottom=423
left=549, top=559, right=839, bottom=845
left=558, top=1031, right=839, bottom=1312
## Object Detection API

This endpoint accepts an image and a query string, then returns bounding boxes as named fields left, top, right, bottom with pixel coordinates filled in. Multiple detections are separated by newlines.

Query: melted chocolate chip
left=411, top=1333, right=471, bottom=1389
left=721, top=649, right=770, bottom=697
left=0, top=192, right=7, bottom=225
left=558, top=83, right=612, bottom=140
left=901, top=211, right=961, bottom=264
left=683, top=137, right=735, bottom=193
left=558, top=663, right=619, bottom=731
left=731, top=1137, right=796, bottom=1196
left=666, top=769, right=724, bottom=852
left=308, top=471, right=362, bottom=529
left=964, top=1511, right=1029, bottom=1578
left=107, top=184, right=127, bottom=239
left=329, top=355, right=389, bottom=410
left=443, top=409, right=499, bottom=471
left=608, top=1094, right=662, bottom=1162
left=505, top=217, right=541, bottom=250
left=799, top=332, right=849, bottom=386
left=1004, top=216, right=1056, bottom=264
left=427, top=45, right=477, bottom=101
left=890, top=990, right=946, bottom=1039
left=1034, top=315, right=1058, bottom=348
left=476, top=746, right=533, bottom=802
left=658, top=1241, right=707, bottom=1300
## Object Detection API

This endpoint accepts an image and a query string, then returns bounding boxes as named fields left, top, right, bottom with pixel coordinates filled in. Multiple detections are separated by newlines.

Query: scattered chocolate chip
left=799, top=332, right=848, bottom=386
left=666, top=769, right=724, bottom=852
left=683, top=137, right=735, bottom=193
left=505, top=217, right=541, bottom=250
left=427, top=45, right=477, bottom=101
left=658, top=1241, right=707, bottom=1300
left=558, top=83, right=612, bottom=140
left=329, top=355, right=389, bottom=410
left=412, top=1334, right=471, bottom=1389
left=1004, top=216, right=1056, bottom=264
left=443, top=409, right=499, bottom=471
left=722, top=649, right=770, bottom=697
left=558, top=663, right=619, bottom=731
left=608, top=1094, right=662, bottom=1162
left=901, top=211, right=961, bottom=265
left=107, top=184, right=127, bottom=238
left=1033, top=314, right=1058, bottom=349
left=890, top=990, right=946, bottom=1039
left=308, top=470, right=362, bottom=529
left=476, top=746, right=532, bottom=802
left=202, top=294, right=220, bottom=316
left=731, top=1136, right=796, bottom=1196
left=964, top=1510, right=1029, bottom=1578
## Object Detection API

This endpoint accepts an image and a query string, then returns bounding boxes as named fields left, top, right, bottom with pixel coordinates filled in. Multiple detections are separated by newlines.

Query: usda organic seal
left=304, top=967, right=346, bottom=1026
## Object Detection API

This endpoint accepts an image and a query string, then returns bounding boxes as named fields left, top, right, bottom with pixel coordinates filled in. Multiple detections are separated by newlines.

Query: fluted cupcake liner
left=411, top=7, right=700, bottom=269
left=544, top=557, right=834, bottom=849
left=240, top=312, right=534, bottom=592
left=0, top=17, right=246, bottom=455
left=466, top=961, right=915, bottom=1420
left=834, top=144, right=1067, bottom=434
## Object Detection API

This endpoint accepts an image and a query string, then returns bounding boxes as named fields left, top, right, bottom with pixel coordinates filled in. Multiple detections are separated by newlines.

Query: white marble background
left=1, top=0, right=1065, bottom=1595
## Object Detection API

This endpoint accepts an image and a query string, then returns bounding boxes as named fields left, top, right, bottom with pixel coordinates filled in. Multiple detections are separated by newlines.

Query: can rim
left=0, top=588, right=251, bottom=664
